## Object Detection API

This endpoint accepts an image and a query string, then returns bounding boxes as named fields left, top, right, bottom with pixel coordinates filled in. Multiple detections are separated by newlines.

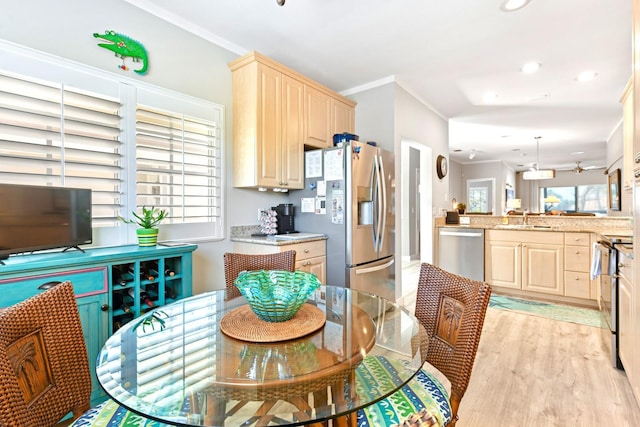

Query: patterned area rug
left=489, top=294, right=604, bottom=328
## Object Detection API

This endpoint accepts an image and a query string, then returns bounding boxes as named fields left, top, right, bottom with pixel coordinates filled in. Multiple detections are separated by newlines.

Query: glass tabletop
left=96, top=285, right=428, bottom=426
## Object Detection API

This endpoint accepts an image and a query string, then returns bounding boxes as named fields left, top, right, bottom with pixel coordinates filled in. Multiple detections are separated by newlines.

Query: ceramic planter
left=136, top=228, right=158, bottom=246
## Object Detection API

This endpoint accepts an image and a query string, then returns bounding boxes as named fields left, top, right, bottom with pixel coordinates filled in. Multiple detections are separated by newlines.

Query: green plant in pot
left=119, top=206, right=168, bottom=247
left=456, top=203, right=466, bottom=214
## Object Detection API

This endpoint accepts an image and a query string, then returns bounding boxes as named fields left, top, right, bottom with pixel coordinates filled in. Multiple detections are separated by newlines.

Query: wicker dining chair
left=223, top=250, right=297, bottom=299
left=0, top=281, right=168, bottom=427
left=356, top=263, right=492, bottom=427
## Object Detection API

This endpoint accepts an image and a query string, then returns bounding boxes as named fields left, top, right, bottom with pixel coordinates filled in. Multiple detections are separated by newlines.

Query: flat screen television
left=0, top=184, right=92, bottom=260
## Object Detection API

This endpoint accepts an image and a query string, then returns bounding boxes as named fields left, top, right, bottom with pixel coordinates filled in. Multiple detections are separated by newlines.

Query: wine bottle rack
left=109, top=253, right=193, bottom=334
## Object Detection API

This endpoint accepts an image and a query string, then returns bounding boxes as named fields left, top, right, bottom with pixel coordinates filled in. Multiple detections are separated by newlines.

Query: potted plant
left=456, top=203, right=466, bottom=214
left=119, top=206, right=168, bottom=247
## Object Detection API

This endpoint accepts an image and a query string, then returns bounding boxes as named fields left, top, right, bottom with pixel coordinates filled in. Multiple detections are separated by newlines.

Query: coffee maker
left=273, top=203, right=297, bottom=234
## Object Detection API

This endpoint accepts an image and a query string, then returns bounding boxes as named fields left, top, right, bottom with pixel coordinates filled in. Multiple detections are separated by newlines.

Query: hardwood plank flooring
left=456, top=308, right=640, bottom=426
left=401, top=261, right=640, bottom=426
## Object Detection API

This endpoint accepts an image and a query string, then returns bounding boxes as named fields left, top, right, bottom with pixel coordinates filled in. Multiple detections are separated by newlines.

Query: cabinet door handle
left=575, top=277, right=580, bottom=281
left=101, top=304, right=109, bottom=311
left=575, top=251, right=580, bottom=254
left=304, top=249, right=309, bottom=253
left=38, top=280, right=63, bottom=291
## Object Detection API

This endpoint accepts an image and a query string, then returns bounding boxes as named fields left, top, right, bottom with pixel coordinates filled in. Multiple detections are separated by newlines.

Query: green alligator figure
left=93, top=30, right=148, bottom=75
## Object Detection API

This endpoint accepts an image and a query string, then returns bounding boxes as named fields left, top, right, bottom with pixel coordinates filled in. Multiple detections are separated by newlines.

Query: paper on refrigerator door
left=300, top=198, right=315, bottom=213
left=324, top=149, right=344, bottom=181
left=331, top=190, right=344, bottom=224
left=305, top=150, right=322, bottom=178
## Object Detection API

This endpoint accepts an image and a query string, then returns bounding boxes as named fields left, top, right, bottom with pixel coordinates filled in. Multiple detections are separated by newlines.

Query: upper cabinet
left=229, top=52, right=356, bottom=189
left=621, top=77, right=634, bottom=189
left=304, top=85, right=355, bottom=149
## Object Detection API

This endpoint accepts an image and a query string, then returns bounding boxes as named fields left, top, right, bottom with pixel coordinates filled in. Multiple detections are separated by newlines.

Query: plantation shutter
left=0, top=72, right=122, bottom=226
left=135, top=106, right=222, bottom=225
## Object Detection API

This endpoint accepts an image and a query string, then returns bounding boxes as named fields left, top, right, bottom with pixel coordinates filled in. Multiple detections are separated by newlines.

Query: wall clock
left=436, top=155, right=448, bottom=179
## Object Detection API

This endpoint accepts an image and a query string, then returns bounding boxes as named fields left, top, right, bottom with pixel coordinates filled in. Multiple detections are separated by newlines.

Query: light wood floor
left=401, top=261, right=640, bottom=426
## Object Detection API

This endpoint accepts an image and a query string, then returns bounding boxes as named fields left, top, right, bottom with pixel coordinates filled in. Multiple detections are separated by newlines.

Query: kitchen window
left=0, top=48, right=225, bottom=242
left=540, top=185, right=607, bottom=213
left=0, top=72, right=122, bottom=226
left=135, top=105, right=222, bottom=227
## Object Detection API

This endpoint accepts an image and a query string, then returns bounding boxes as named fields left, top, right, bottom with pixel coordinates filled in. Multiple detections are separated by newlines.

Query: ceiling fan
left=561, top=161, right=605, bottom=174
left=573, top=161, right=607, bottom=174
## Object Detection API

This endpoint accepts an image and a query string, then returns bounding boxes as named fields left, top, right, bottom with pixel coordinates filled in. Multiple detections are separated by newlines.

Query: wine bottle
left=128, top=288, right=154, bottom=307
left=165, top=286, right=176, bottom=299
left=111, top=266, right=127, bottom=287
left=164, top=267, right=176, bottom=277
left=112, top=292, right=132, bottom=313
left=146, top=265, right=158, bottom=282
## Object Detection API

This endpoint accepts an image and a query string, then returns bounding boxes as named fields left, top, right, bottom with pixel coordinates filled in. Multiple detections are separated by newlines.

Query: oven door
left=597, top=241, right=614, bottom=331
left=597, top=241, right=622, bottom=368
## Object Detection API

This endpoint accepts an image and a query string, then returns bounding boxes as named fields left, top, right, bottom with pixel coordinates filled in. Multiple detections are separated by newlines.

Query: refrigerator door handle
left=373, top=154, right=384, bottom=252
left=355, top=258, right=395, bottom=275
left=371, top=154, right=380, bottom=249
left=377, top=153, right=387, bottom=252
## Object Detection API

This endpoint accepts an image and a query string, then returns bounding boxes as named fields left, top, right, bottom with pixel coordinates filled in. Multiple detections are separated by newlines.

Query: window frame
left=0, top=41, right=226, bottom=245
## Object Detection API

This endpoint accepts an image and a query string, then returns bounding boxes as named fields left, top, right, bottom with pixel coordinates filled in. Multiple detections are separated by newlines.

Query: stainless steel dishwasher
left=437, top=228, right=485, bottom=281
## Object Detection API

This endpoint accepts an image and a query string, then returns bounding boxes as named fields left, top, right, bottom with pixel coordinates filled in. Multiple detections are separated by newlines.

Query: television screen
left=0, top=184, right=92, bottom=259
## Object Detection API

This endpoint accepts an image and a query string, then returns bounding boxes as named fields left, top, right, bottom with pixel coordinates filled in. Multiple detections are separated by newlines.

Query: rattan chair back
left=414, top=263, right=491, bottom=426
left=0, top=281, right=92, bottom=426
left=223, top=250, right=297, bottom=299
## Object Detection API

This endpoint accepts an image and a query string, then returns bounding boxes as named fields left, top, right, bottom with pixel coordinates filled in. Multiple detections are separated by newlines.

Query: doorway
left=400, top=140, right=432, bottom=300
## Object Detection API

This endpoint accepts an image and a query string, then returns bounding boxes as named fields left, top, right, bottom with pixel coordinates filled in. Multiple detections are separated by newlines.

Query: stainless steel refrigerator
left=290, top=141, right=395, bottom=302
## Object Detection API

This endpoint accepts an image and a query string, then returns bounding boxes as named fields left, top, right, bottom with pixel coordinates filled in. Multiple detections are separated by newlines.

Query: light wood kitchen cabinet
left=485, top=236, right=521, bottom=289
left=229, top=58, right=304, bottom=190
left=232, top=239, right=327, bottom=284
left=485, top=230, right=564, bottom=297
left=522, top=241, right=564, bottom=296
left=621, top=77, right=634, bottom=189
left=229, top=51, right=355, bottom=188
left=563, top=232, right=594, bottom=300
left=304, top=85, right=331, bottom=148
left=304, top=85, right=356, bottom=149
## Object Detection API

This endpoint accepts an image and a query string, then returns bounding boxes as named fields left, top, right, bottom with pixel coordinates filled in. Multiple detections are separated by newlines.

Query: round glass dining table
left=96, top=286, right=428, bottom=426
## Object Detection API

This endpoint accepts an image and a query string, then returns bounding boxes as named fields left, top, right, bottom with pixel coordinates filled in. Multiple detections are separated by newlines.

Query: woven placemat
left=220, top=303, right=326, bottom=342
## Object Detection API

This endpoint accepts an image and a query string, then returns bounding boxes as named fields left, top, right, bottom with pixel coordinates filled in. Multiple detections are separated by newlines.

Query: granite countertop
left=230, top=226, right=328, bottom=245
left=435, top=215, right=633, bottom=240
left=231, top=233, right=328, bottom=246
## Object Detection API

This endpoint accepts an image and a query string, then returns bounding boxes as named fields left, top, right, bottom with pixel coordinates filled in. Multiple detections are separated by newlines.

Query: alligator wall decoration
left=93, top=30, right=148, bottom=75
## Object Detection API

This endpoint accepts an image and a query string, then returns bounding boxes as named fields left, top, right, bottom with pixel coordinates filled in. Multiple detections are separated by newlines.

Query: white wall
left=1, top=0, right=290, bottom=293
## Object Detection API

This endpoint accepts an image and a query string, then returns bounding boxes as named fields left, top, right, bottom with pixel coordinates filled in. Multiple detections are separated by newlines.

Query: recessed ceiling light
left=576, top=71, right=598, bottom=83
left=453, top=149, right=462, bottom=152
left=512, top=148, right=520, bottom=151
left=521, top=62, right=541, bottom=74
left=571, top=151, right=585, bottom=155
left=501, top=0, right=532, bottom=12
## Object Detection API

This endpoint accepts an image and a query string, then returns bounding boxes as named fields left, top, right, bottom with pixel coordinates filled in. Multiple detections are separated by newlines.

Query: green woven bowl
left=234, top=270, right=321, bottom=322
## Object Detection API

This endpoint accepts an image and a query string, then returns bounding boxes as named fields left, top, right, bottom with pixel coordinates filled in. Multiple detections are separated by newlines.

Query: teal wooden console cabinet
left=0, top=243, right=197, bottom=403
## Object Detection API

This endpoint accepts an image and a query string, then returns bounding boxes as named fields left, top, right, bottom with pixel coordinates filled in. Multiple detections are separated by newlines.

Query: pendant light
left=523, top=136, right=556, bottom=180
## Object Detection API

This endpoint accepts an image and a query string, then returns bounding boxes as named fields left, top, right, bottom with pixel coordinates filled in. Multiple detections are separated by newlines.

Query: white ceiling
left=125, top=0, right=631, bottom=172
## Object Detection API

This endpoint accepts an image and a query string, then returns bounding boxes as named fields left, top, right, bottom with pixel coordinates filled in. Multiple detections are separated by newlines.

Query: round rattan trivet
left=220, top=303, right=326, bottom=342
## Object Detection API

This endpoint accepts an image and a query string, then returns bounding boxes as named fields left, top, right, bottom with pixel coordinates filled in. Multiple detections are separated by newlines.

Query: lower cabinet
left=563, top=232, right=595, bottom=299
left=0, top=243, right=197, bottom=404
left=232, top=239, right=327, bottom=284
left=485, top=239, right=521, bottom=289
left=485, top=230, right=566, bottom=298
left=521, top=241, right=564, bottom=295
